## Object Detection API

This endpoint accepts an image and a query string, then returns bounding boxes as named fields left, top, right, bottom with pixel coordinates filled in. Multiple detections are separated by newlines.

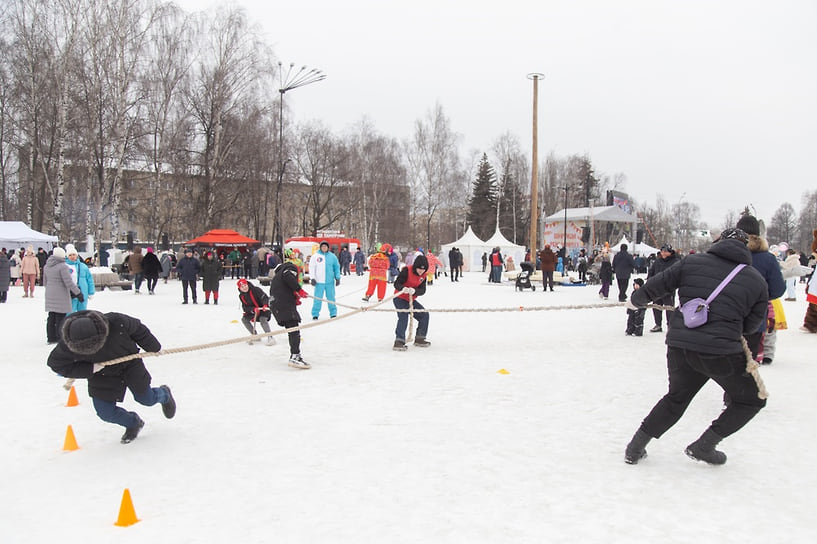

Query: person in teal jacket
left=65, top=244, right=95, bottom=314
left=307, top=241, right=341, bottom=319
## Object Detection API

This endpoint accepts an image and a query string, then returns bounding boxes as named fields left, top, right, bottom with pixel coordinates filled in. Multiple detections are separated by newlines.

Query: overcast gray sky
left=184, top=0, right=816, bottom=228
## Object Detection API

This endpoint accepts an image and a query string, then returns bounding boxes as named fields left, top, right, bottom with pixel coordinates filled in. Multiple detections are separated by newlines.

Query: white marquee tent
left=440, top=226, right=488, bottom=272
left=608, top=234, right=660, bottom=258
left=0, top=221, right=58, bottom=251
left=484, top=228, right=526, bottom=268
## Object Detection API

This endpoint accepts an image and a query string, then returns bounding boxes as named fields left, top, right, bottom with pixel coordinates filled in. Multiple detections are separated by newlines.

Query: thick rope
left=741, top=336, right=769, bottom=400
left=56, top=295, right=671, bottom=391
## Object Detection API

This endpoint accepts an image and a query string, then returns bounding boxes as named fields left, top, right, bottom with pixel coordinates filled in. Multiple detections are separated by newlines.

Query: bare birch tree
left=405, top=102, right=462, bottom=249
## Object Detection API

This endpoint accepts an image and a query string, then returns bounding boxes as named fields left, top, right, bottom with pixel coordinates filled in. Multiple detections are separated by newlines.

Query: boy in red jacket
left=392, top=255, right=430, bottom=351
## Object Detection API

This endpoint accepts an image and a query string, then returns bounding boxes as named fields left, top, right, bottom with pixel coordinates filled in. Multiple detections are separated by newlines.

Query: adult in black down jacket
left=141, top=247, right=161, bottom=294
left=176, top=248, right=201, bottom=304
left=612, top=243, right=636, bottom=302
left=269, top=261, right=310, bottom=368
left=47, top=310, right=175, bottom=444
left=623, top=229, right=768, bottom=466
left=647, top=244, right=681, bottom=332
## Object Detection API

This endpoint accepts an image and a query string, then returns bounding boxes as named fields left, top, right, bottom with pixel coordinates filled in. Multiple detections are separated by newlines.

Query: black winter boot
left=624, top=428, right=652, bottom=464
left=685, top=429, right=727, bottom=465
left=413, top=335, right=431, bottom=347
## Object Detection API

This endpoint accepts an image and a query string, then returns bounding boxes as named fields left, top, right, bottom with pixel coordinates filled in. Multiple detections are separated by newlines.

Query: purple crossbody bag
left=679, top=264, right=746, bottom=328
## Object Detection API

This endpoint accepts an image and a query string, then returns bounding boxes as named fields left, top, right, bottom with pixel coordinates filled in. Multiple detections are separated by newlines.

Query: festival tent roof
left=608, top=234, right=660, bottom=257
left=544, top=205, right=638, bottom=223
left=184, top=229, right=261, bottom=247
left=484, top=228, right=527, bottom=266
left=440, top=226, right=487, bottom=272
left=0, top=221, right=58, bottom=250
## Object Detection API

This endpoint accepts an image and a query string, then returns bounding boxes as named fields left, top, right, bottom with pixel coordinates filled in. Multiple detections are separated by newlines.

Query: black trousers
left=616, top=276, right=630, bottom=301
left=47, top=312, right=66, bottom=343
left=182, top=279, right=197, bottom=302
left=278, top=319, right=301, bottom=354
left=652, top=294, right=675, bottom=326
left=640, top=346, right=766, bottom=439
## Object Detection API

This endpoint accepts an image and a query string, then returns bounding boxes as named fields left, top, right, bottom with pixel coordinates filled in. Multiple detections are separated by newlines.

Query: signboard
left=542, top=221, right=584, bottom=249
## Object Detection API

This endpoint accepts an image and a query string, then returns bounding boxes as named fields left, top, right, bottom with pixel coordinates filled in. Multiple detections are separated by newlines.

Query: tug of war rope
left=61, top=292, right=766, bottom=400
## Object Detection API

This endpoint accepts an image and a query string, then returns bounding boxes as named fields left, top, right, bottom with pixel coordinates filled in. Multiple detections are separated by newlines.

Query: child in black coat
left=626, top=278, right=646, bottom=336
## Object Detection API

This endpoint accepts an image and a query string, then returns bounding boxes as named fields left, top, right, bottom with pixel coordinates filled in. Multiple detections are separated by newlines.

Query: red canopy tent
left=183, top=229, right=261, bottom=248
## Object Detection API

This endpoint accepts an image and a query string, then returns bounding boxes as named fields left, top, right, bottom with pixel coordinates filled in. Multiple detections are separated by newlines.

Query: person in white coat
left=307, top=241, right=341, bottom=319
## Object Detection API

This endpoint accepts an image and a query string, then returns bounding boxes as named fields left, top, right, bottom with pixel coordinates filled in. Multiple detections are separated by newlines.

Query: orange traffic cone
left=114, top=488, right=140, bottom=527
left=66, top=386, right=79, bottom=407
left=63, top=425, right=79, bottom=451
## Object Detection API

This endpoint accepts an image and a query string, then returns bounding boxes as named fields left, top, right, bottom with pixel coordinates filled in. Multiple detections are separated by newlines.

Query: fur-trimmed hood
left=746, top=234, right=769, bottom=253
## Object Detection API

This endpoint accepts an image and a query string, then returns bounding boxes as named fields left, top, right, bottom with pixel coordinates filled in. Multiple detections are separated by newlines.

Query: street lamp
left=272, top=62, right=326, bottom=247
left=562, top=185, right=569, bottom=259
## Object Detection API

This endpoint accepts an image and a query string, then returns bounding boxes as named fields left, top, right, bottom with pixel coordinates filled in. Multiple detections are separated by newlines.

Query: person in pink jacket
left=20, top=246, right=40, bottom=298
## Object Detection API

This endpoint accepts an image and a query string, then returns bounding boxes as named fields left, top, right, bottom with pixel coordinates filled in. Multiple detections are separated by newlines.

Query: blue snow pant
left=92, top=386, right=169, bottom=429
left=394, top=297, right=428, bottom=341
left=311, top=282, right=337, bottom=318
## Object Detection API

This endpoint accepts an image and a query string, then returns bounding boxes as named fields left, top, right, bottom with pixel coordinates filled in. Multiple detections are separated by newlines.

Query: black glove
left=310, top=278, right=317, bottom=286
left=335, top=278, right=340, bottom=286
left=76, top=292, right=84, bottom=303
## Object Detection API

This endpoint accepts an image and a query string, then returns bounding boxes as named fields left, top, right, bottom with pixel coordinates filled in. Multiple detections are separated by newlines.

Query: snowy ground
left=1, top=270, right=815, bottom=543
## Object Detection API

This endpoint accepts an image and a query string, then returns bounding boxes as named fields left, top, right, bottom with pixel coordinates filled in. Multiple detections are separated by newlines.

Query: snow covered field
left=1, top=270, right=815, bottom=543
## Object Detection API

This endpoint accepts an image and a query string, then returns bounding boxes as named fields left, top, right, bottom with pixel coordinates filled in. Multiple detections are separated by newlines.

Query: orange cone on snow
left=62, top=425, right=79, bottom=451
left=66, top=386, right=79, bottom=407
left=114, top=488, right=140, bottom=527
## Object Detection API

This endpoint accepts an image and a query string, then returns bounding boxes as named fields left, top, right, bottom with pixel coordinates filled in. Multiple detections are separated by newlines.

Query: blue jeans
left=394, top=297, right=428, bottom=341
left=92, top=386, right=168, bottom=428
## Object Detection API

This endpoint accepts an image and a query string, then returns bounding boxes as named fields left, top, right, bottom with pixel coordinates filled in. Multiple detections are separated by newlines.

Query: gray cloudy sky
left=185, top=0, right=816, bottom=228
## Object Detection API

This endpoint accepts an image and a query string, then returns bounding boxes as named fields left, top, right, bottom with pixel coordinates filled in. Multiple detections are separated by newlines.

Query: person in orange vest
left=362, top=243, right=391, bottom=302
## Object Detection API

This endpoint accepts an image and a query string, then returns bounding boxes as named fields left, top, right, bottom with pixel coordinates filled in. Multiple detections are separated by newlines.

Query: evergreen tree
left=497, top=162, right=527, bottom=245
left=466, top=153, right=497, bottom=239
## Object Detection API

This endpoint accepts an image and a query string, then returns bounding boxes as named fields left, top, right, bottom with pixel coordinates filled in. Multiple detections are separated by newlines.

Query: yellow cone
left=497, top=369, right=510, bottom=374
left=66, top=386, right=79, bottom=407
left=63, top=425, right=79, bottom=451
left=114, top=488, right=140, bottom=527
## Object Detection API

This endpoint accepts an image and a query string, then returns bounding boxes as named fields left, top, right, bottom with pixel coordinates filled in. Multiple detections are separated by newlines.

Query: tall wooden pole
left=527, top=73, right=544, bottom=257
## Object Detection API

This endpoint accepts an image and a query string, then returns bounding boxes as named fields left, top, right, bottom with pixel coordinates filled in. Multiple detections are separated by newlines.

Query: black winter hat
left=633, top=278, right=644, bottom=287
left=61, top=310, right=109, bottom=355
left=412, top=255, right=429, bottom=274
left=736, top=214, right=760, bottom=236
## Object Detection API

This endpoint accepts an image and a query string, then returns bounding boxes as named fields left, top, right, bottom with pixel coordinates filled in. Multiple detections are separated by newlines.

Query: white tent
left=0, top=221, right=58, bottom=251
left=440, top=226, right=487, bottom=272
left=484, top=228, right=526, bottom=268
left=609, top=234, right=660, bottom=257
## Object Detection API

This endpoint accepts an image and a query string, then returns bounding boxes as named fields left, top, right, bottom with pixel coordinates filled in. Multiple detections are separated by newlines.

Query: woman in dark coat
left=0, top=249, right=10, bottom=303
left=200, top=251, right=222, bottom=304
left=597, top=253, right=613, bottom=299
left=46, top=310, right=175, bottom=444
left=141, top=247, right=161, bottom=295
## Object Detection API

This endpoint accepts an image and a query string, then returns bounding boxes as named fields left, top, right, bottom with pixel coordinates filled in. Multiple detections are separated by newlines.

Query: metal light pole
left=527, top=73, right=544, bottom=258
left=562, top=185, right=568, bottom=258
left=273, top=62, right=326, bottom=247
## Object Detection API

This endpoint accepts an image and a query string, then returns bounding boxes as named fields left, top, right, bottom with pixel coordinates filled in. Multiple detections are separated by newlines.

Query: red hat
left=237, top=279, right=249, bottom=289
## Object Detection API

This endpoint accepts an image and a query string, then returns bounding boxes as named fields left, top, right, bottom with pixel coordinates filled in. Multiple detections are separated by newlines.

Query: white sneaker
left=265, top=336, right=276, bottom=346
left=288, top=353, right=311, bottom=369
left=247, top=335, right=259, bottom=345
